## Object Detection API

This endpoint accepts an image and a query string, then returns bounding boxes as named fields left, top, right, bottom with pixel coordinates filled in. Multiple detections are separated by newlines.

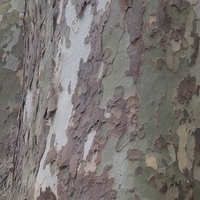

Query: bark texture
left=0, top=0, right=24, bottom=199
left=1, top=0, right=200, bottom=200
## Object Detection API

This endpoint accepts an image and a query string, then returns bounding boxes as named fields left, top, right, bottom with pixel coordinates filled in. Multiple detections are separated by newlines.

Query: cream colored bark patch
left=24, top=89, right=34, bottom=125
left=194, top=1, right=200, bottom=18
left=166, top=185, right=179, bottom=200
left=177, top=124, right=187, bottom=173
left=194, top=164, right=200, bottom=181
left=145, top=155, right=157, bottom=169
left=170, top=39, right=181, bottom=53
left=165, top=48, right=180, bottom=72
left=104, top=112, right=111, bottom=119
left=16, top=69, right=23, bottom=86
left=188, top=0, right=198, bottom=5
left=83, top=130, right=96, bottom=160
left=186, top=134, right=195, bottom=171
left=149, top=15, right=156, bottom=26
left=84, top=151, right=98, bottom=173
left=97, top=62, right=104, bottom=80
left=168, top=144, right=176, bottom=163
left=96, top=0, right=111, bottom=12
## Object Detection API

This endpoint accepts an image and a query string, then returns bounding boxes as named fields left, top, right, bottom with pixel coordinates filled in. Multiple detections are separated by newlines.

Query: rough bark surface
left=1, top=0, right=200, bottom=200
left=0, top=0, right=24, bottom=199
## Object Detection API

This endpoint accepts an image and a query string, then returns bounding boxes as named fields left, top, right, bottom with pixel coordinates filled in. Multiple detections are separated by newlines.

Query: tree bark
left=1, top=0, right=200, bottom=200
left=0, top=1, right=24, bottom=199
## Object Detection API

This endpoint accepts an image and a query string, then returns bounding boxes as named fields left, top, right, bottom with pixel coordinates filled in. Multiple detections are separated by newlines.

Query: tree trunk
left=0, top=1, right=24, bottom=199
left=1, top=0, right=200, bottom=199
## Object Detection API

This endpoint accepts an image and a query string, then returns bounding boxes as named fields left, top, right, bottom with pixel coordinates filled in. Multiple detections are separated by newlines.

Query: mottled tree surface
left=1, top=0, right=200, bottom=200
left=0, top=0, right=24, bottom=199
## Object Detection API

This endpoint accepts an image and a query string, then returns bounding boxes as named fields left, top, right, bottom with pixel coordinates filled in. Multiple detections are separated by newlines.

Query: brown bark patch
left=193, top=128, right=200, bottom=153
left=147, top=175, right=157, bottom=187
left=135, top=194, right=141, bottom=200
left=118, top=0, right=133, bottom=11
left=173, top=108, right=181, bottom=119
left=74, top=0, right=91, bottom=17
left=154, top=135, right=169, bottom=149
left=153, top=57, right=164, bottom=70
left=159, top=183, right=168, bottom=194
left=43, top=146, right=57, bottom=169
left=125, top=0, right=145, bottom=42
left=124, top=0, right=145, bottom=82
left=170, top=0, right=190, bottom=11
left=69, top=155, right=79, bottom=178
left=177, top=75, right=199, bottom=104
left=36, top=187, right=56, bottom=200
left=190, top=31, right=200, bottom=66
left=58, top=138, right=75, bottom=168
left=127, top=148, right=143, bottom=160
left=135, top=165, right=143, bottom=175
left=126, top=39, right=143, bottom=82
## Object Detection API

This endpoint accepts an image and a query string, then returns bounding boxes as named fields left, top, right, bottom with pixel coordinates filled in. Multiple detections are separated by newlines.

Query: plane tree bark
left=0, top=1, right=24, bottom=199
left=1, top=0, right=200, bottom=200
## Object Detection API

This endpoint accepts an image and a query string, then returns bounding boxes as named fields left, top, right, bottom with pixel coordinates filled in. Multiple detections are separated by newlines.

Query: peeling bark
left=1, top=0, right=200, bottom=200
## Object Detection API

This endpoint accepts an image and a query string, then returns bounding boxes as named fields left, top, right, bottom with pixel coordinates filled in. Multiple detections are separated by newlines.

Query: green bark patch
left=6, top=10, right=19, bottom=24
left=0, top=3, right=11, bottom=14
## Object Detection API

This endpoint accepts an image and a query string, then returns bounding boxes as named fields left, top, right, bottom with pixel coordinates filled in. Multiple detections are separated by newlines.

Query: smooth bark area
left=1, top=0, right=200, bottom=200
